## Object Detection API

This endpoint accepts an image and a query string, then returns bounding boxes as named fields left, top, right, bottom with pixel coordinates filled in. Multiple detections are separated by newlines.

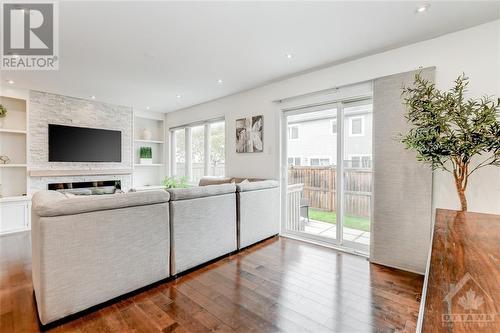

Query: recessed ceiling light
left=6, top=80, right=14, bottom=84
left=416, top=4, right=430, bottom=13
left=217, top=79, right=223, bottom=84
left=176, top=94, right=181, bottom=99
left=146, top=106, right=150, bottom=110
left=286, top=53, right=293, bottom=59
left=90, top=95, right=96, bottom=100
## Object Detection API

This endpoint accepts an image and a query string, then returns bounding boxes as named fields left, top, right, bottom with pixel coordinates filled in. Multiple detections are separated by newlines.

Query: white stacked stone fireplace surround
left=28, top=91, right=133, bottom=193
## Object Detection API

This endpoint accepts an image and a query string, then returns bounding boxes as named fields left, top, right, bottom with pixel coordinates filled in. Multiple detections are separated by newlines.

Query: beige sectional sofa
left=31, top=190, right=170, bottom=325
left=236, top=180, right=280, bottom=249
left=198, top=177, right=280, bottom=249
left=31, top=178, right=279, bottom=325
left=167, top=183, right=237, bottom=275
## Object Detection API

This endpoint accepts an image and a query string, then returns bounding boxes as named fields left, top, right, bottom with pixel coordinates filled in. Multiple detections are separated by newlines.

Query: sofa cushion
left=230, top=177, right=265, bottom=183
left=198, top=176, right=233, bottom=186
left=236, top=180, right=279, bottom=192
left=32, top=190, right=170, bottom=217
left=168, top=183, right=236, bottom=201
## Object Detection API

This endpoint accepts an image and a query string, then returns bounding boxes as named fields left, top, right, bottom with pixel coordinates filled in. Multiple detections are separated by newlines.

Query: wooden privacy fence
left=288, top=166, right=372, bottom=218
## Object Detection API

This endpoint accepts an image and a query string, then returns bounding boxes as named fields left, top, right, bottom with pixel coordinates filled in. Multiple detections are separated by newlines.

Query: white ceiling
left=1, top=1, right=499, bottom=112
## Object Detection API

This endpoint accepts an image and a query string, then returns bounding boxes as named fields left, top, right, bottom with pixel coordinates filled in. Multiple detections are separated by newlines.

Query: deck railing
left=288, top=166, right=372, bottom=218
left=286, top=183, right=305, bottom=232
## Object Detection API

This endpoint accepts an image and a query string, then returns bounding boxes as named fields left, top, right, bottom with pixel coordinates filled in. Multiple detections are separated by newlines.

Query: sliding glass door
left=283, top=99, right=372, bottom=254
left=286, top=107, right=339, bottom=243
left=341, top=102, right=372, bottom=252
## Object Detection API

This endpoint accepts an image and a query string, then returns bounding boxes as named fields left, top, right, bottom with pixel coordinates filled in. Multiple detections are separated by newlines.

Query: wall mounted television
left=48, top=124, right=122, bottom=162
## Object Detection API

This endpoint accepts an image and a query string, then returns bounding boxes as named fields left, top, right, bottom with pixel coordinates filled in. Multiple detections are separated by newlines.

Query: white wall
left=165, top=20, right=500, bottom=214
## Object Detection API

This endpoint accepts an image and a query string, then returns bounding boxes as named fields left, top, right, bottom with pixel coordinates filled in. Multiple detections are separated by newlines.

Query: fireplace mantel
left=28, top=169, right=133, bottom=177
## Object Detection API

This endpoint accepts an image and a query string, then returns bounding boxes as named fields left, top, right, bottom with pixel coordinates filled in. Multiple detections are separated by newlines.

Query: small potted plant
left=0, top=104, right=7, bottom=128
left=162, top=176, right=189, bottom=189
left=139, top=146, right=153, bottom=164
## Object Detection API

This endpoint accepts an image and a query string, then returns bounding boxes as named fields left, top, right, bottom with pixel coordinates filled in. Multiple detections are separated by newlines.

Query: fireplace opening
left=48, top=180, right=122, bottom=195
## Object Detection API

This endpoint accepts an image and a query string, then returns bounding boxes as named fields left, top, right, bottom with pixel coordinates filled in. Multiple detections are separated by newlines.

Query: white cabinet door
left=0, top=200, right=29, bottom=234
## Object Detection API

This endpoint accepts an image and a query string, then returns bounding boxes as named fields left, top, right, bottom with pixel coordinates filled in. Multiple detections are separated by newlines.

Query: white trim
left=281, top=233, right=369, bottom=258
left=336, top=103, right=344, bottom=243
left=349, top=115, right=365, bottom=137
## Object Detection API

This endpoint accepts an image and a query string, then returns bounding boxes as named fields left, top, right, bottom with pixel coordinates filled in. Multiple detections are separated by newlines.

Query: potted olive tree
left=401, top=74, right=499, bottom=211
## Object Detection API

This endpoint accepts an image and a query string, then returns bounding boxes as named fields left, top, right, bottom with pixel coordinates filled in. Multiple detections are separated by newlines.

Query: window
left=191, top=125, right=205, bottom=183
left=349, top=116, right=364, bottom=136
left=288, top=157, right=301, bottom=166
left=170, top=119, right=225, bottom=183
left=348, top=155, right=371, bottom=168
left=330, top=119, right=337, bottom=134
left=310, top=157, right=330, bottom=166
left=173, top=129, right=185, bottom=177
left=288, top=125, right=299, bottom=140
left=209, top=121, right=225, bottom=177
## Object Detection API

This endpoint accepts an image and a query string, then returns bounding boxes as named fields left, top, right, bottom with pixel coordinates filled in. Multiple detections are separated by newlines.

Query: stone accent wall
left=28, top=91, right=133, bottom=192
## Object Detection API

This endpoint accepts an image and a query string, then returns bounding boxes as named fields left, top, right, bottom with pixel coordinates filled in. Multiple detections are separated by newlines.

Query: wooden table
left=419, top=209, right=500, bottom=332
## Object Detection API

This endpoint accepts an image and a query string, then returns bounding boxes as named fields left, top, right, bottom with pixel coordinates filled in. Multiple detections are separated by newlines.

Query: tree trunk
left=456, top=186, right=468, bottom=211
left=453, top=164, right=468, bottom=211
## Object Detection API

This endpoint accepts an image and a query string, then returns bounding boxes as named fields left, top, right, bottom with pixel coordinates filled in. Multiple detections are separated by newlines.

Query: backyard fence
left=288, top=166, right=372, bottom=218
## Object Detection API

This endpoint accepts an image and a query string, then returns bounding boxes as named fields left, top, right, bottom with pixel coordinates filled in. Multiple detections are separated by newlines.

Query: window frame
left=169, top=117, right=225, bottom=183
left=349, top=116, right=365, bottom=137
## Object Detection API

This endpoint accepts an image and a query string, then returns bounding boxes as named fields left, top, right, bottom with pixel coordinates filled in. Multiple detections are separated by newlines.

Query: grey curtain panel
left=370, top=67, right=435, bottom=274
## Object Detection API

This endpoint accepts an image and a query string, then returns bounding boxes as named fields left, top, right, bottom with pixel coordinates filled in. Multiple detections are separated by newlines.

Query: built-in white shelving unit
left=132, top=111, right=166, bottom=190
left=0, top=92, right=31, bottom=235
left=0, top=95, right=28, bottom=198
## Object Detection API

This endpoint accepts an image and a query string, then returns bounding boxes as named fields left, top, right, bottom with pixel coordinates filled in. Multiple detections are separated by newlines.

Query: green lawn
left=309, top=209, right=370, bottom=232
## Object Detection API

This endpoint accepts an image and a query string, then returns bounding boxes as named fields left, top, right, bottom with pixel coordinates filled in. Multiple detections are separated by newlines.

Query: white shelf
left=0, top=164, right=27, bottom=168
left=0, top=128, right=27, bottom=134
left=134, top=164, right=164, bottom=167
left=0, top=195, right=30, bottom=203
left=134, top=139, right=164, bottom=144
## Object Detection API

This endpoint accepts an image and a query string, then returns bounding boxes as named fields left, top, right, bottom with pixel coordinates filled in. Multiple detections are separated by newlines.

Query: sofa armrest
left=236, top=180, right=279, bottom=193
left=167, top=184, right=236, bottom=201
left=32, top=190, right=170, bottom=217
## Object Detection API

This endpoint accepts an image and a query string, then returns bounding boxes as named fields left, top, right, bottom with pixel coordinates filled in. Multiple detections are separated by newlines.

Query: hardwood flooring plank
left=0, top=233, right=423, bottom=333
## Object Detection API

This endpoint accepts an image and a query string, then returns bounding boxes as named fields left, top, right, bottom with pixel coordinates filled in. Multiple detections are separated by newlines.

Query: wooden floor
left=0, top=232, right=423, bottom=332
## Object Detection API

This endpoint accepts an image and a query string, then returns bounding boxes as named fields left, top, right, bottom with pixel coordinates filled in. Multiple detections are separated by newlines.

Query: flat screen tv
left=48, top=124, right=121, bottom=162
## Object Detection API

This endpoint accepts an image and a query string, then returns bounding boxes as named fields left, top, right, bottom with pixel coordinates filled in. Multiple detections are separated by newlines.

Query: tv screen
left=49, top=124, right=121, bottom=162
